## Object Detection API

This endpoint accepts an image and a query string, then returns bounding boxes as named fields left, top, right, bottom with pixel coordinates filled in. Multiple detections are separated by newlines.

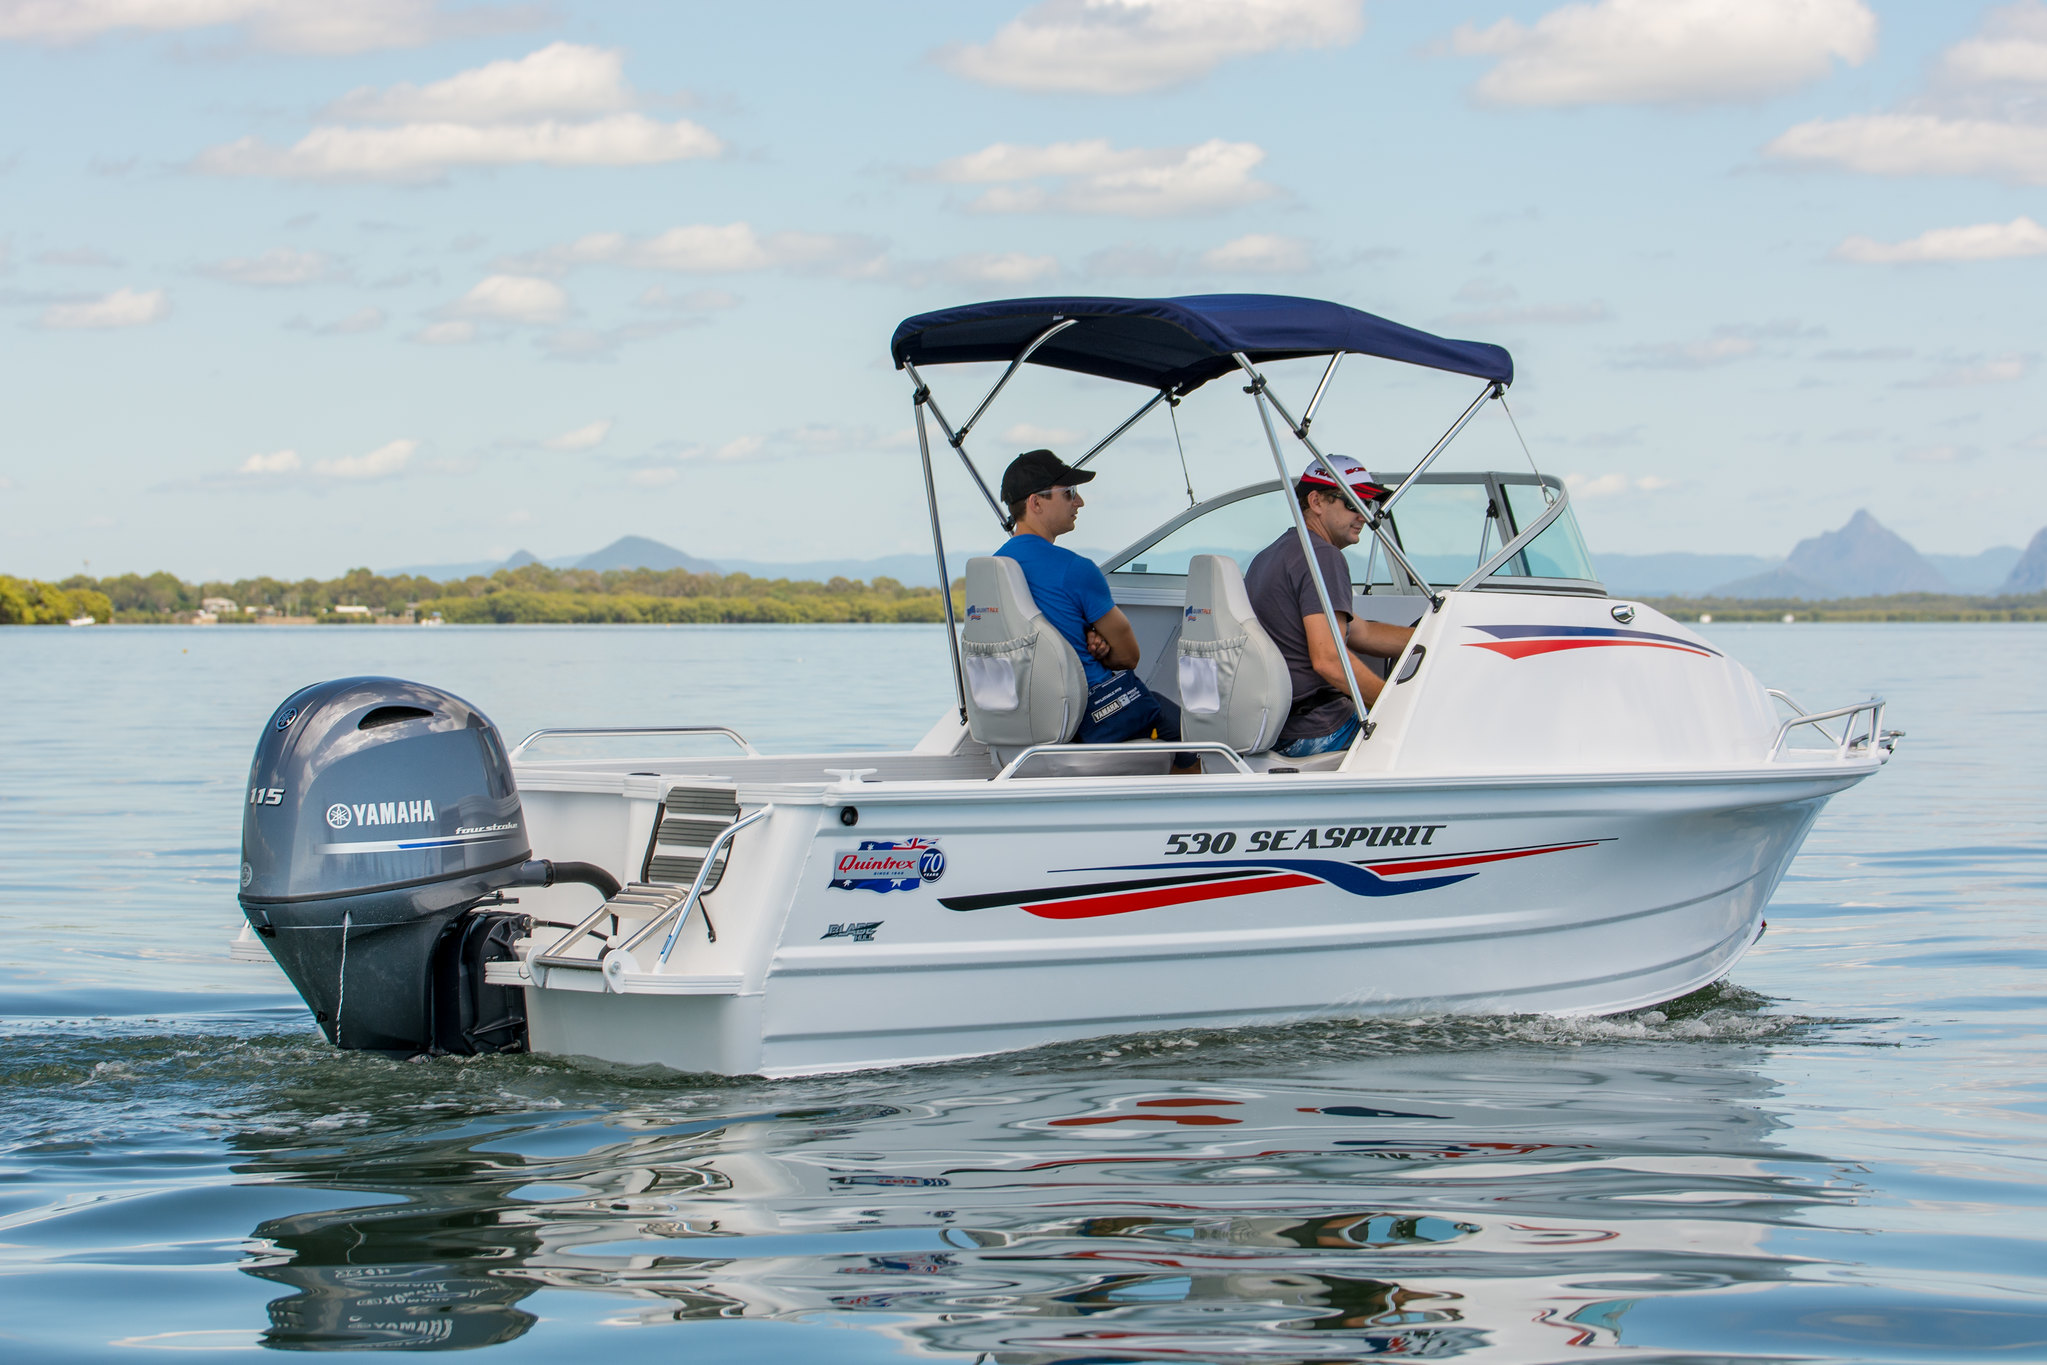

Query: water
left=2, top=623, right=2043, bottom=1361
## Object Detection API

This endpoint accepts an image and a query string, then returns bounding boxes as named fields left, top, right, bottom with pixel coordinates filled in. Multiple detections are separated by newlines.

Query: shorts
left=1276, top=713, right=1362, bottom=759
left=1076, top=672, right=1183, bottom=745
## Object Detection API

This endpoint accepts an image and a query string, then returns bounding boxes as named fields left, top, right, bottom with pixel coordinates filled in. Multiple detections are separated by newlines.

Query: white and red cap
left=1298, top=454, right=1390, bottom=503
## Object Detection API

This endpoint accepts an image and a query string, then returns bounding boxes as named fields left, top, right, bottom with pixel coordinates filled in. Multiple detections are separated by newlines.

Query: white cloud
left=317, top=305, right=386, bottom=334
left=0, top=0, right=465, bottom=52
left=40, top=286, right=167, bottom=329
left=519, top=223, right=884, bottom=277
left=1767, top=114, right=2047, bottom=184
left=199, top=247, right=338, bottom=286
left=316, top=437, right=416, bottom=480
left=1902, top=354, right=2031, bottom=388
left=940, top=0, right=1364, bottom=94
left=1936, top=2, right=2047, bottom=86
left=1835, top=216, right=2047, bottom=263
left=198, top=113, right=720, bottom=182
left=944, top=251, right=1061, bottom=284
left=1003, top=422, right=1084, bottom=448
left=1767, top=6, right=2047, bottom=184
left=1452, top=0, right=1876, bottom=106
left=544, top=418, right=612, bottom=451
left=1565, top=471, right=1671, bottom=497
left=414, top=319, right=475, bottom=345
left=450, top=274, right=568, bottom=323
left=1615, top=320, right=1818, bottom=368
left=195, top=43, right=715, bottom=182
left=627, top=467, right=678, bottom=488
left=328, top=43, right=629, bottom=123
left=239, top=448, right=301, bottom=475
left=934, top=137, right=1274, bottom=216
left=1200, top=232, right=1313, bottom=273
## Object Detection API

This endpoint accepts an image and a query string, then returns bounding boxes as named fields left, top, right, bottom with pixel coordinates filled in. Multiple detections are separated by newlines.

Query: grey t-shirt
left=1243, top=528, right=1356, bottom=743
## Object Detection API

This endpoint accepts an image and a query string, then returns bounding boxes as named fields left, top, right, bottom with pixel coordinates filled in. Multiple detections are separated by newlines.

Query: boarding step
left=643, top=782, right=740, bottom=888
left=527, top=785, right=744, bottom=976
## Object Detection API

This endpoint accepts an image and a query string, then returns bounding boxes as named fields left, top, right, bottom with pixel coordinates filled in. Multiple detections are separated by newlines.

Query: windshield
left=1109, top=476, right=1600, bottom=590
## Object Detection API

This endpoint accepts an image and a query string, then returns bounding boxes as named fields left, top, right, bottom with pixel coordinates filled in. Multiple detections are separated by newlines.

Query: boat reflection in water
left=231, top=1033, right=1849, bottom=1356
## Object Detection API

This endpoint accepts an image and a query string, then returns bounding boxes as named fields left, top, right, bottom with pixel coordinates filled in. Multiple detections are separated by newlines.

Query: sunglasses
left=1036, top=485, right=1082, bottom=502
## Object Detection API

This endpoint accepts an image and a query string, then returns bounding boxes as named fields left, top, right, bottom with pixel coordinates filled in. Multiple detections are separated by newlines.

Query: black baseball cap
left=1000, top=449, right=1097, bottom=505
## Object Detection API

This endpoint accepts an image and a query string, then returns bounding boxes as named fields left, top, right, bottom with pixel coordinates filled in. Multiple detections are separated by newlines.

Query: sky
left=1, top=0, right=2042, bottom=581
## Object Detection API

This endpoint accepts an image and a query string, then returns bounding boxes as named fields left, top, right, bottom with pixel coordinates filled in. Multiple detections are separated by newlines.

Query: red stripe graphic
left=1468, top=638, right=1712, bottom=660
left=1023, top=871, right=1320, bottom=920
left=1366, top=841, right=1605, bottom=876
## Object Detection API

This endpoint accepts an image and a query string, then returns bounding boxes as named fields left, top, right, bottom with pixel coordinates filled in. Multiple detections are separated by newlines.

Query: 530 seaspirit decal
left=941, top=838, right=1608, bottom=920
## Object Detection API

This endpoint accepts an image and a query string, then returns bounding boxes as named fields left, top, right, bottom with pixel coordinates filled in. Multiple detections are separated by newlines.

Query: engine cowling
left=238, top=677, right=532, bottom=1054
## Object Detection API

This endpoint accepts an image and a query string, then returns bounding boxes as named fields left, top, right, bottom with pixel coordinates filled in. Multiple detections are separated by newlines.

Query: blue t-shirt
left=996, top=534, right=1116, bottom=687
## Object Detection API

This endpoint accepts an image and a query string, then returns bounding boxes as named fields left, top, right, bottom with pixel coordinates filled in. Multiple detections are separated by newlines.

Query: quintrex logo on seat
left=830, top=838, right=945, bottom=893
left=324, top=799, right=436, bottom=831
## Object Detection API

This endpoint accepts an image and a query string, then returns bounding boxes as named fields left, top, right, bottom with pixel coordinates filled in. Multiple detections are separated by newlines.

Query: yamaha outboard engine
left=239, top=677, right=616, bottom=1056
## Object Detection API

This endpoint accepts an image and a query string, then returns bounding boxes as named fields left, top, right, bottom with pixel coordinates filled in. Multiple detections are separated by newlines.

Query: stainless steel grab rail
left=993, top=741, right=1254, bottom=780
left=1769, top=698, right=1894, bottom=761
left=644, top=804, right=774, bottom=967
left=510, top=725, right=759, bottom=759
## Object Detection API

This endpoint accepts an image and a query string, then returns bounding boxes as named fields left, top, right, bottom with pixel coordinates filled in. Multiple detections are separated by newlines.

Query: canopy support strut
left=913, top=394, right=968, bottom=725
left=1234, top=353, right=1445, bottom=611
left=1244, top=371, right=1374, bottom=740
left=1073, top=387, right=1172, bottom=471
left=904, top=360, right=1008, bottom=533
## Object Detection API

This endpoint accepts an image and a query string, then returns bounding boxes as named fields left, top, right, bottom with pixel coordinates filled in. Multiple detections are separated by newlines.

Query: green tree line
left=1646, top=591, right=2047, bottom=622
left=1, top=563, right=953, bottom=625
left=0, top=576, right=115, bottom=625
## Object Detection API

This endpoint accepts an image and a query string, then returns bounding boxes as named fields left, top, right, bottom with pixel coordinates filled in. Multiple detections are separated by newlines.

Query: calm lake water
left=2, top=623, right=2043, bottom=1362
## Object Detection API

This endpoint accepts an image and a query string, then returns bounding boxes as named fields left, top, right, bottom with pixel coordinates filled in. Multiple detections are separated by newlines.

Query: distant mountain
left=1928, top=547, right=2022, bottom=593
left=1595, top=552, right=1779, bottom=597
left=1711, top=510, right=1952, bottom=599
left=573, top=536, right=721, bottom=574
left=380, top=548, right=543, bottom=579
left=2000, top=528, right=2047, bottom=594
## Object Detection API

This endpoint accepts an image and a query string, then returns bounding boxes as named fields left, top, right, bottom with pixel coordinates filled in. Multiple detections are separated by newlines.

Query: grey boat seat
left=1176, top=553, right=1294, bottom=754
left=959, top=555, right=1088, bottom=748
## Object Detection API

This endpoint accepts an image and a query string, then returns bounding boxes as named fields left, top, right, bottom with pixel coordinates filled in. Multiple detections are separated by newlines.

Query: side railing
left=1767, top=693, right=1900, bottom=762
left=510, top=725, right=758, bottom=761
left=993, top=741, right=1255, bottom=780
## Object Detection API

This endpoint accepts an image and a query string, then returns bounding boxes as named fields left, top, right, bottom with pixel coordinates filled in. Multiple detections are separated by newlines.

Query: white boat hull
left=513, top=764, right=1852, bottom=1077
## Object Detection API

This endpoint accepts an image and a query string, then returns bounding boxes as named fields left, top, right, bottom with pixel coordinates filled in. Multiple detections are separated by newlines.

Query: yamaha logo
left=325, top=804, right=352, bottom=829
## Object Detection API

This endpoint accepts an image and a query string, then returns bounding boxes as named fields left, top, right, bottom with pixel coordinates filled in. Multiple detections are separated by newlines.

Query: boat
left=67, top=614, right=94, bottom=626
left=230, top=294, right=1899, bottom=1076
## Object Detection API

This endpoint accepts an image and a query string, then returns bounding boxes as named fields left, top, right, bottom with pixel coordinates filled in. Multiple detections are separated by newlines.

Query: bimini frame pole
left=1234, top=353, right=1445, bottom=611
left=903, top=360, right=1008, bottom=532
left=1072, top=387, right=1173, bottom=470
left=913, top=393, right=968, bottom=725
left=1377, top=381, right=1500, bottom=517
left=1244, top=370, right=1372, bottom=731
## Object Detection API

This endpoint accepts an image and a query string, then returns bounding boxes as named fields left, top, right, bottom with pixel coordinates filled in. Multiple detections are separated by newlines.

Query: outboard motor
left=238, top=678, right=617, bottom=1056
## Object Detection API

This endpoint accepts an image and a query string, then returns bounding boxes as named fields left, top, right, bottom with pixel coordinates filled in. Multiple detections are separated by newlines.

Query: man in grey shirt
left=1244, top=456, right=1416, bottom=759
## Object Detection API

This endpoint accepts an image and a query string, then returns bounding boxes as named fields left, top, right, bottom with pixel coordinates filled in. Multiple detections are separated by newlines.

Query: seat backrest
left=959, top=556, right=1088, bottom=747
left=1176, top=554, right=1295, bottom=754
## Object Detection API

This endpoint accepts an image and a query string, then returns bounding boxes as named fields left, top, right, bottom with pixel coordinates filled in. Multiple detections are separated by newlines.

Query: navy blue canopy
left=891, top=294, right=1512, bottom=393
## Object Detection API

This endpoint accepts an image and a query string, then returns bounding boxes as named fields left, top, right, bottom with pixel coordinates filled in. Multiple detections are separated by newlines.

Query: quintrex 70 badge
left=830, top=838, right=945, bottom=893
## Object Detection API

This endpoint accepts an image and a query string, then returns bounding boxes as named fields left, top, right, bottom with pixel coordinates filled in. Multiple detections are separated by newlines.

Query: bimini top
left=891, top=293, right=1513, bottom=394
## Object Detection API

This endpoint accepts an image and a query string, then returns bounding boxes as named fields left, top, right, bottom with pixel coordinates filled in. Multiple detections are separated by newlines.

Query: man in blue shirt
left=996, top=449, right=1187, bottom=755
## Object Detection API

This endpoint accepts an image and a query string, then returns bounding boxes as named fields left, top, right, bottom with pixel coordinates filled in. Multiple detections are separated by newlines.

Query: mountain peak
left=573, top=535, right=721, bottom=574
left=2000, top=526, right=2047, bottom=595
left=1710, top=508, right=1951, bottom=599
